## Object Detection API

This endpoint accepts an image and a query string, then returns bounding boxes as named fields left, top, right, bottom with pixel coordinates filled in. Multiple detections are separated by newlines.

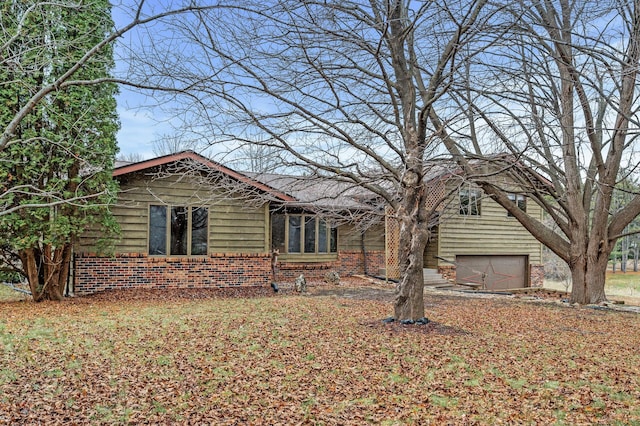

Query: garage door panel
left=456, top=255, right=527, bottom=290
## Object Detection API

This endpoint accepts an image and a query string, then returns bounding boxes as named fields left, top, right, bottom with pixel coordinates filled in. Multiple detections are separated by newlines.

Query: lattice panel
left=385, top=206, right=400, bottom=280
left=425, top=179, right=446, bottom=212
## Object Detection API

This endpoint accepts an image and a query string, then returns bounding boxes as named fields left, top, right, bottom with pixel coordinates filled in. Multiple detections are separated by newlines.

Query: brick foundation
left=73, top=252, right=272, bottom=295
left=73, top=250, right=386, bottom=295
left=275, top=250, right=385, bottom=281
left=530, top=264, right=544, bottom=288
left=438, top=265, right=456, bottom=281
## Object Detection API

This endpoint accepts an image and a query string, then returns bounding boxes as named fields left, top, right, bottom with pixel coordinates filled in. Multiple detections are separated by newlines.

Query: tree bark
left=394, top=216, right=428, bottom=321
left=19, top=243, right=70, bottom=302
left=21, top=248, right=43, bottom=302
left=394, top=167, right=429, bottom=321
left=569, top=239, right=609, bottom=304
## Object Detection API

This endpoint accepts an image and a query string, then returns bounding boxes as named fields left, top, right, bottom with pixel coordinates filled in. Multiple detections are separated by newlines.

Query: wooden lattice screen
left=426, top=179, right=447, bottom=213
left=385, top=205, right=400, bottom=280
left=385, top=180, right=447, bottom=281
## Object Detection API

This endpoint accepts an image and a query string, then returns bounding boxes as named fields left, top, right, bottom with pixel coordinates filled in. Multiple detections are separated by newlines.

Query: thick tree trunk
left=21, top=248, right=44, bottom=302
left=19, top=243, right=70, bottom=302
left=394, top=168, right=429, bottom=321
left=394, top=215, right=429, bottom=321
left=569, top=249, right=609, bottom=305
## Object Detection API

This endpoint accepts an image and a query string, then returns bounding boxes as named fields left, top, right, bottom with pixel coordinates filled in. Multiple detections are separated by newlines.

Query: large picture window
left=149, top=205, right=208, bottom=256
left=272, top=214, right=337, bottom=254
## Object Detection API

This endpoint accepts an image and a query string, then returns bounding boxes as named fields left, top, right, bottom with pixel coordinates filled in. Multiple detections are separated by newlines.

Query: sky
left=112, top=2, right=175, bottom=160
left=115, top=90, right=171, bottom=160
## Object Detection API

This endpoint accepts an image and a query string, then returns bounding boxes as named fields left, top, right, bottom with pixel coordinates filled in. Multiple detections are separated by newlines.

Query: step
left=376, top=268, right=451, bottom=285
left=423, top=268, right=450, bottom=286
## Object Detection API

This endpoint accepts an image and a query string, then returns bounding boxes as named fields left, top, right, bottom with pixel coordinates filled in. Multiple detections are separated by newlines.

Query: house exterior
left=428, top=189, right=544, bottom=290
left=72, top=151, right=385, bottom=294
left=385, top=163, right=545, bottom=290
left=73, top=151, right=544, bottom=295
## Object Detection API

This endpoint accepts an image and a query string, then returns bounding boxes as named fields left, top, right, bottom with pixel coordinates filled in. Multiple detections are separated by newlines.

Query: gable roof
left=112, top=151, right=296, bottom=202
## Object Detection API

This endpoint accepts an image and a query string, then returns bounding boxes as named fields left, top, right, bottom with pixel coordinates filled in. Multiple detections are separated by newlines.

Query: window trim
left=507, top=193, right=526, bottom=217
left=148, top=204, right=209, bottom=257
left=272, top=213, right=338, bottom=255
left=459, top=188, right=481, bottom=216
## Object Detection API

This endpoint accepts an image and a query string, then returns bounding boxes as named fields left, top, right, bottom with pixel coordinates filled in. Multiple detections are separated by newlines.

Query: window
left=507, top=193, right=526, bottom=217
left=148, top=205, right=208, bottom=256
left=460, top=188, right=481, bottom=215
left=272, top=214, right=337, bottom=254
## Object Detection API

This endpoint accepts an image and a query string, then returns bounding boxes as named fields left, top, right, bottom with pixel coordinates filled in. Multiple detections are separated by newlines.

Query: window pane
left=288, top=216, right=301, bottom=253
left=460, top=189, right=480, bottom=215
left=304, top=217, right=316, bottom=253
left=191, top=207, right=208, bottom=255
left=271, top=214, right=286, bottom=252
left=170, top=206, right=188, bottom=255
left=460, top=190, right=470, bottom=215
left=471, top=191, right=480, bottom=215
left=318, top=220, right=328, bottom=253
left=507, top=193, right=526, bottom=217
left=149, top=205, right=167, bottom=255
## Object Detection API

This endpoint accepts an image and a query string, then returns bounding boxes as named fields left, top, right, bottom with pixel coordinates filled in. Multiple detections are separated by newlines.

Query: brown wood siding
left=77, top=173, right=268, bottom=254
left=423, top=227, right=439, bottom=269
left=338, top=223, right=385, bottom=252
left=437, top=192, right=543, bottom=265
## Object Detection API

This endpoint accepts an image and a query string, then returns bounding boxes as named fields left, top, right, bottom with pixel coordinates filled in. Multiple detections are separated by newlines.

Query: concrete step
left=376, top=268, right=453, bottom=287
left=423, top=268, right=451, bottom=287
left=427, top=283, right=457, bottom=289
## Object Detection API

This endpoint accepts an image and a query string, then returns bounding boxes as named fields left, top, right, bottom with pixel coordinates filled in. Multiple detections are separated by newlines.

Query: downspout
left=361, top=232, right=368, bottom=276
left=65, top=246, right=75, bottom=297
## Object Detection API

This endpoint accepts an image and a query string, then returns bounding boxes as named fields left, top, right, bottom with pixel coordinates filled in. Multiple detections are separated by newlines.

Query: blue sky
left=116, top=89, right=168, bottom=159
left=112, top=3, right=173, bottom=160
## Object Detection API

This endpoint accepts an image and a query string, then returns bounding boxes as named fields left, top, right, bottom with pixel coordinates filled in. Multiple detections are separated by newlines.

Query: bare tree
left=0, top=1, right=231, bottom=215
left=130, top=0, right=495, bottom=320
left=435, top=0, right=640, bottom=304
left=152, top=133, right=202, bottom=157
left=116, top=152, right=147, bottom=163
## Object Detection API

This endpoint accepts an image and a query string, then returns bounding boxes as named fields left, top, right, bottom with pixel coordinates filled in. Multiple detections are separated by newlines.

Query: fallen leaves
left=0, top=282, right=639, bottom=424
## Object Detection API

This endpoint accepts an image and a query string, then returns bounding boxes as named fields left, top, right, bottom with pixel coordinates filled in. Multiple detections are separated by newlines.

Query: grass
left=542, top=271, right=640, bottom=301
left=0, top=292, right=639, bottom=424
left=0, top=283, right=28, bottom=303
left=606, top=271, right=640, bottom=292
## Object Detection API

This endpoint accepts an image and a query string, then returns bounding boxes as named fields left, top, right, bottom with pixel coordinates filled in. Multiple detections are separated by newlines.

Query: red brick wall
left=530, top=264, right=544, bottom=288
left=275, top=250, right=385, bottom=281
left=438, top=265, right=456, bottom=281
left=73, top=253, right=272, bottom=295
left=73, top=250, right=386, bottom=294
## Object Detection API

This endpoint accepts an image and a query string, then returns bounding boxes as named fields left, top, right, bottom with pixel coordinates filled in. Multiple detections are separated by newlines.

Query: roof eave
left=112, top=151, right=296, bottom=202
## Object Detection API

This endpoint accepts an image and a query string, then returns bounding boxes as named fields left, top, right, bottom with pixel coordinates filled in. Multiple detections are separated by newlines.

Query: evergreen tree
left=0, top=0, right=119, bottom=301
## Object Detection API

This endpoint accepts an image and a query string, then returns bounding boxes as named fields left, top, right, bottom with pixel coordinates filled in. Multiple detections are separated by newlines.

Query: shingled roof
left=246, top=172, right=382, bottom=211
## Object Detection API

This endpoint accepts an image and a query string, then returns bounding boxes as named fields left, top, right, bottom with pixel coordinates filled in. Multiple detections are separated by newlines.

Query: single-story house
left=72, top=151, right=543, bottom=294
left=72, top=151, right=385, bottom=294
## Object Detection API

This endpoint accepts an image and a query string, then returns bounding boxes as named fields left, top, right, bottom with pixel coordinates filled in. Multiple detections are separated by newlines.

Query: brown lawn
left=0, top=282, right=639, bottom=425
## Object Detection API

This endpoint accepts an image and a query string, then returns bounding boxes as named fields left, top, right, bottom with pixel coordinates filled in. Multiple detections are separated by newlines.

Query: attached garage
left=455, top=255, right=529, bottom=290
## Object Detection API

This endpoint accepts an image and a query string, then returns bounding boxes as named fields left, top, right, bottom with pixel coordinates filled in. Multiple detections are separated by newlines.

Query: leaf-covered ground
left=1, top=282, right=639, bottom=425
